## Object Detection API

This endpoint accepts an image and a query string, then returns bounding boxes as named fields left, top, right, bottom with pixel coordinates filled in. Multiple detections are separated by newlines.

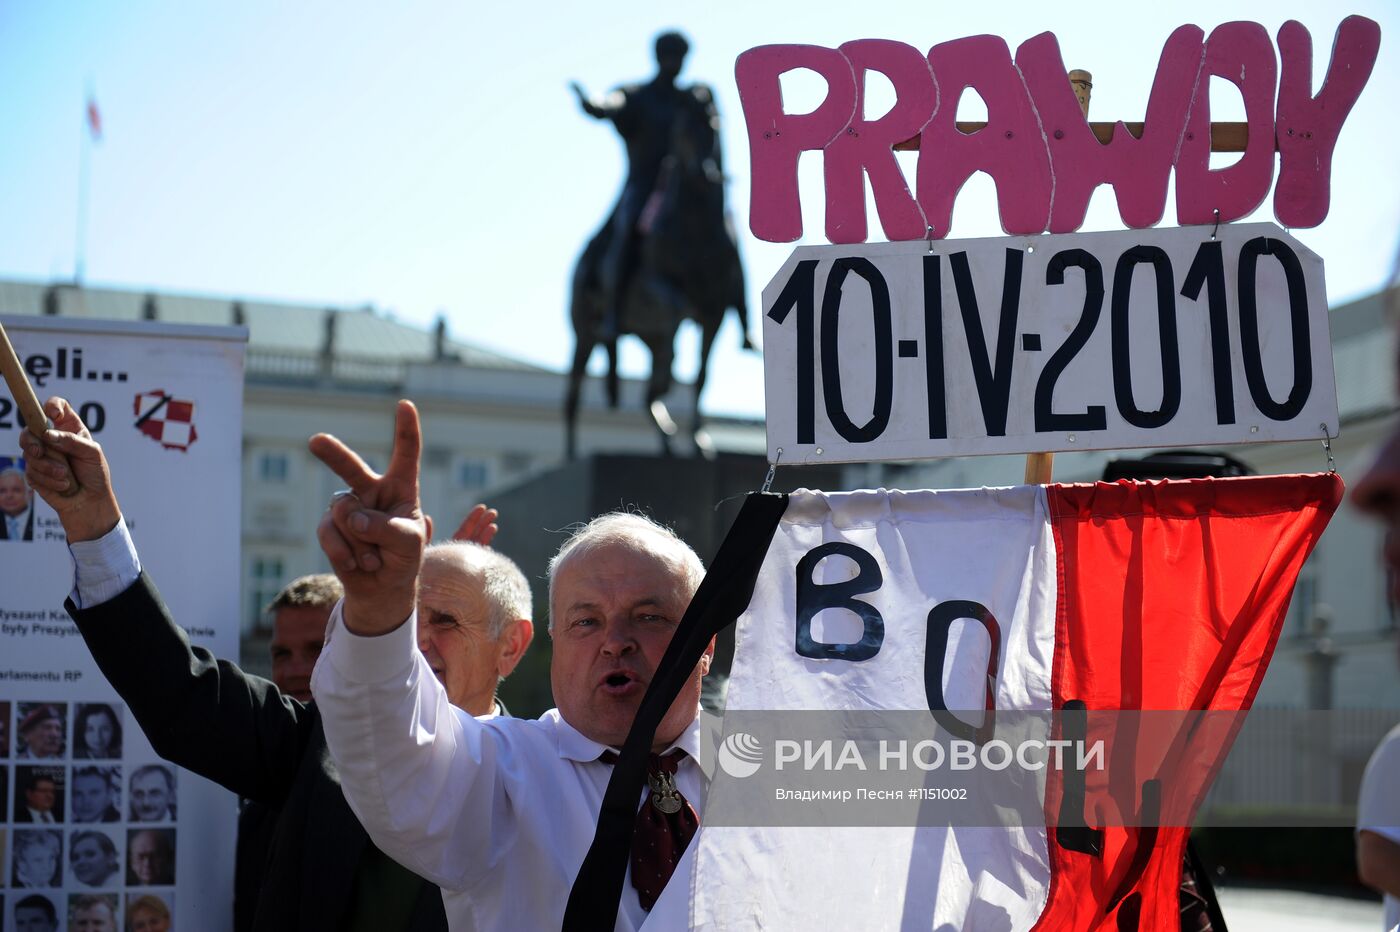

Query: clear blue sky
left=0, top=1, right=1395, bottom=418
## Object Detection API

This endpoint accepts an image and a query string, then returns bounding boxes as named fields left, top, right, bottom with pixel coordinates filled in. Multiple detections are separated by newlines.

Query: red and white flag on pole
left=684, top=474, right=1341, bottom=931
left=86, top=96, right=102, bottom=142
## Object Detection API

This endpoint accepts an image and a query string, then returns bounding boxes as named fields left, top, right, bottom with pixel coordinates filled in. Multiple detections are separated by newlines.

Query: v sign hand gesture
left=309, top=400, right=432, bottom=636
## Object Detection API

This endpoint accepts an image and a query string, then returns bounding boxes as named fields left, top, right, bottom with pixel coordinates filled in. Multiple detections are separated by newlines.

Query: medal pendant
left=649, top=771, right=683, bottom=814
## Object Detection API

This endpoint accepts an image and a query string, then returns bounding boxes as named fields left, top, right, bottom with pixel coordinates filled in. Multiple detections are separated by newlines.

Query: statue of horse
left=564, top=91, right=754, bottom=460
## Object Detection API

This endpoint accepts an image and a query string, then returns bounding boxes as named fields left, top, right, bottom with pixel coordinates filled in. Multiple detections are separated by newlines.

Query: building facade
left=0, top=280, right=765, bottom=655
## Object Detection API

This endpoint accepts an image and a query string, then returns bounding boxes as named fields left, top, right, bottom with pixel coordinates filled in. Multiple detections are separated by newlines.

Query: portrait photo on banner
left=14, top=702, right=67, bottom=759
left=0, top=455, right=35, bottom=542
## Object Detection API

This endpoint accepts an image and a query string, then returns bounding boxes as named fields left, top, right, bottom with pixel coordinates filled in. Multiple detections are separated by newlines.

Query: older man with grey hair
left=0, top=465, right=35, bottom=540
left=309, top=400, right=717, bottom=930
left=418, top=541, right=533, bottom=717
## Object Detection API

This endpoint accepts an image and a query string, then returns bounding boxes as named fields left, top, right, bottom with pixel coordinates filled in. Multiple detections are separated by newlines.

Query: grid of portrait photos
left=2, top=700, right=177, bottom=931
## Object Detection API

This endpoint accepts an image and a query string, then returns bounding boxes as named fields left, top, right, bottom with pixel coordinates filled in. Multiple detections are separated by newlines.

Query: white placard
left=0, top=316, right=244, bottom=932
left=762, top=222, right=1337, bottom=464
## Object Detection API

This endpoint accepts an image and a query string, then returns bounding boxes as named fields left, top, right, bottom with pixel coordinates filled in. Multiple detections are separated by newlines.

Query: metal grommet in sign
left=1211, top=208, right=1221, bottom=241
left=761, top=448, right=783, bottom=494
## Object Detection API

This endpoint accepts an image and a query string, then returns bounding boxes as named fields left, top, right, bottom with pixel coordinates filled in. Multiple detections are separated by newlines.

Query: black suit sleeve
left=67, top=572, right=314, bottom=805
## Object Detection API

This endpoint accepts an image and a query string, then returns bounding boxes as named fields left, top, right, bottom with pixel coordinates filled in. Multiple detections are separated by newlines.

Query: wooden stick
left=1023, top=451, right=1055, bottom=485
left=894, top=121, right=1250, bottom=152
left=0, top=319, right=49, bottom=435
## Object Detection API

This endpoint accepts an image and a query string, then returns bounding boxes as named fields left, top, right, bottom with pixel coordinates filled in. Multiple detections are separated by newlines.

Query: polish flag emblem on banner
left=690, top=474, right=1342, bottom=931
left=133, top=390, right=199, bottom=451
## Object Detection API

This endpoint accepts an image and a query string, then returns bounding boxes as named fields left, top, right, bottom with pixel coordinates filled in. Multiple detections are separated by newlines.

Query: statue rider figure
left=572, top=31, right=709, bottom=341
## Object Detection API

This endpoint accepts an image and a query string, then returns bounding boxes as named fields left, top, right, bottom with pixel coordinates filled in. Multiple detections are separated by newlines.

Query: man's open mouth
left=599, top=671, right=643, bottom=696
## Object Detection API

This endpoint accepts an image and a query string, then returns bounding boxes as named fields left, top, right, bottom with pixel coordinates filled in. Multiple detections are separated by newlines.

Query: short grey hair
left=0, top=466, right=25, bottom=483
left=546, top=511, right=704, bottom=631
left=423, top=541, right=532, bottom=639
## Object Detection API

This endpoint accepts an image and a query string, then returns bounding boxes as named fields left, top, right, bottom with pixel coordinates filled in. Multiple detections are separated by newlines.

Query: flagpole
left=74, top=80, right=94, bottom=285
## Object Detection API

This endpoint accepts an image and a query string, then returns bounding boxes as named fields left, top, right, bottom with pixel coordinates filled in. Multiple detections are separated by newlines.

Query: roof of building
left=0, top=278, right=547, bottom=372
left=1331, top=286, right=1397, bottom=422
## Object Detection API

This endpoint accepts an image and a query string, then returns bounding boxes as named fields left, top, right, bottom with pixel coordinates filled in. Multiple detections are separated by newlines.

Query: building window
left=457, top=459, right=490, bottom=490
left=258, top=451, right=290, bottom=483
left=502, top=452, right=532, bottom=477
left=250, top=555, right=285, bottom=628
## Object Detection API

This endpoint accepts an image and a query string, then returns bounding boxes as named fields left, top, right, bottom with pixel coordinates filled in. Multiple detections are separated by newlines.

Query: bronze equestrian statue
left=565, top=31, right=754, bottom=459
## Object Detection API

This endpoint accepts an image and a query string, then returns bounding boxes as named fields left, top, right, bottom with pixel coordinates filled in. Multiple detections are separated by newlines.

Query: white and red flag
left=133, top=390, right=199, bottom=451
left=86, top=95, right=102, bottom=142
left=688, top=474, right=1341, bottom=931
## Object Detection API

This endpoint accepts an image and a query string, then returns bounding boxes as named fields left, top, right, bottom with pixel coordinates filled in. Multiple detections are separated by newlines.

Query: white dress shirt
left=66, top=520, right=142, bottom=608
left=312, top=603, right=706, bottom=932
left=1358, top=724, right=1400, bottom=931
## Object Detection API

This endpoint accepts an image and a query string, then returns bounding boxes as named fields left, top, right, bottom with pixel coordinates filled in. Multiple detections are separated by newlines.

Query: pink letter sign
left=823, top=39, right=935, bottom=244
left=1175, top=21, right=1278, bottom=225
left=1274, top=16, right=1380, bottom=227
left=735, top=45, right=856, bottom=243
left=734, top=17, right=1379, bottom=244
left=1018, top=26, right=1202, bottom=232
left=917, top=34, right=1053, bottom=238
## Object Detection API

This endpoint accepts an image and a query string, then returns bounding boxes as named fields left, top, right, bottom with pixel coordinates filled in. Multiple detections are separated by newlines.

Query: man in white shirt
left=1350, top=286, right=1400, bottom=930
left=1357, top=721, right=1400, bottom=931
left=308, top=400, right=714, bottom=931
left=0, top=466, right=34, bottom=541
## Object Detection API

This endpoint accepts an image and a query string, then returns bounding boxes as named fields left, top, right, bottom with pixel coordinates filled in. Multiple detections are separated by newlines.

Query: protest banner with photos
left=0, top=315, right=244, bottom=931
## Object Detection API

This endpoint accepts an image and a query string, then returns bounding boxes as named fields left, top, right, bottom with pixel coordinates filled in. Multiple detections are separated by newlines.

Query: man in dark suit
left=21, top=397, right=532, bottom=932
left=13, top=770, right=62, bottom=824
left=0, top=466, right=35, bottom=540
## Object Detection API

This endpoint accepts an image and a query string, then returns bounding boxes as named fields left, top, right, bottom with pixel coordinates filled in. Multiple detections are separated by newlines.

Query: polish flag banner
left=87, top=96, right=102, bottom=141
left=692, top=474, right=1341, bottom=931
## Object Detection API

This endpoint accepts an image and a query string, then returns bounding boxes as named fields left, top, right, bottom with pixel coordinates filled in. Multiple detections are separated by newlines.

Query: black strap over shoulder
left=562, top=491, right=790, bottom=931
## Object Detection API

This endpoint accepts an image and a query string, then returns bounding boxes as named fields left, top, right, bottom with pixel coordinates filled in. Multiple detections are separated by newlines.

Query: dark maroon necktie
left=600, top=749, right=699, bottom=911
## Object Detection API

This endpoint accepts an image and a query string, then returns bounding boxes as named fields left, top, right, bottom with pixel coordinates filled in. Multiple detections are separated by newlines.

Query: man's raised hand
left=309, top=400, right=430, bottom=636
left=452, top=504, right=499, bottom=547
left=20, top=397, right=122, bottom=542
